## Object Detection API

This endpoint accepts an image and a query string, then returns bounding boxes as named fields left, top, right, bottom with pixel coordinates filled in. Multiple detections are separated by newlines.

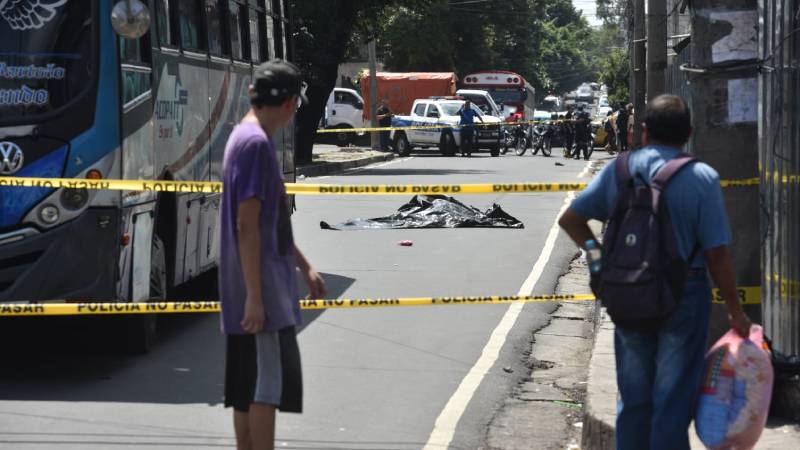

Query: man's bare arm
left=294, top=245, right=327, bottom=299
left=558, top=208, right=596, bottom=249
left=705, top=245, right=752, bottom=337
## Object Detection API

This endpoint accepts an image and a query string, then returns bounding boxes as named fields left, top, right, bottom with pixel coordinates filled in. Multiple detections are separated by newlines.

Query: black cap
left=252, top=59, right=308, bottom=105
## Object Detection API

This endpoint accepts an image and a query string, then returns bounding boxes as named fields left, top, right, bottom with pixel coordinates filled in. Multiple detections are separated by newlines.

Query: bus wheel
left=124, top=234, right=166, bottom=354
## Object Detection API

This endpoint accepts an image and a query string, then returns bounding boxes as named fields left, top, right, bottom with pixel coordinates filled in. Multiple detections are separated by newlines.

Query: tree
left=290, top=0, right=426, bottom=164
left=599, top=47, right=630, bottom=106
left=377, top=0, right=599, bottom=99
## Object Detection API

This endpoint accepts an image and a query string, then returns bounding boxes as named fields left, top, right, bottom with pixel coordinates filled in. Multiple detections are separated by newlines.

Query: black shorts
left=224, top=327, right=302, bottom=413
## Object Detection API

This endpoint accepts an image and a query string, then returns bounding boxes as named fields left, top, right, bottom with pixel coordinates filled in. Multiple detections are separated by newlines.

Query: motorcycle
left=500, top=127, right=514, bottom=155
left=502, top=124, right=530, bottom=156
left=531, top=122, right=553, bottom=157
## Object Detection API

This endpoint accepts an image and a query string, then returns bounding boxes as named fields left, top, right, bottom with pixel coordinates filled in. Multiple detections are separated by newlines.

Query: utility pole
left=632, top=0, right=646, bottom=148
left=688, top=0, right=760, bottom=342
left=647, top=0, right=667, bottom=98
left=368, top=40, right=380, bottom=151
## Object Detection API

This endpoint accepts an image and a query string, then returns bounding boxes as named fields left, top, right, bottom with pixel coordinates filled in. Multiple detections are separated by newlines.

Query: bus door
left=200, top=0, right=233, bottom=273
left=120, top=29, right=155, bottom=188
left=119, top=19, right=156, bottom=302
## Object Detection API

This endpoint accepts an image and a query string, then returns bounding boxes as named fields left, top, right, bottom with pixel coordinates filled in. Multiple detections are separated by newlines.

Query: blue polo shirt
left=458, top=107, right=482, bottom=126
left=570, top=145, right=732, bottom=268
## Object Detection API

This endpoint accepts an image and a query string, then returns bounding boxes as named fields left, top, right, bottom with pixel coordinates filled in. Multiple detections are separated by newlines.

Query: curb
left=581, top=306, right=617, bottom=450
left=297, top=152, right=395, bottom=178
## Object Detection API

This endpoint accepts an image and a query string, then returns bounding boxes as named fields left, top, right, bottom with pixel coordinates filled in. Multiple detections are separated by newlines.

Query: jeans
left=614, top=276, right=712, bottom=450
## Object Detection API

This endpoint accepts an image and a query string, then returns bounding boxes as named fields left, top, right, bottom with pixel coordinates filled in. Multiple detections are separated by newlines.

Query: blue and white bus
left=0, top=0, right=296, bottom=351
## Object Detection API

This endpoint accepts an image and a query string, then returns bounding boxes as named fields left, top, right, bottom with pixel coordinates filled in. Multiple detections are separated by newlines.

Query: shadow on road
left=0, top=271, right=355, bottom=405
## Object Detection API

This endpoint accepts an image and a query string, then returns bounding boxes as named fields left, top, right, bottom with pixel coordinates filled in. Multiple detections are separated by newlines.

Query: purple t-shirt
left=219, top=121, right=300, bottom=334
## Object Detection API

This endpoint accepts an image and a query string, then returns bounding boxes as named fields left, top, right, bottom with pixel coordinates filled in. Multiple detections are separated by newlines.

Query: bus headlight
left=39, top=205, right=60, bottom=225
left=60, top=188, right=89, bottom=211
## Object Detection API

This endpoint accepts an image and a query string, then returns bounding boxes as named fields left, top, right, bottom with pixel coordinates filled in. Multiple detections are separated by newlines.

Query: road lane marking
left=422, top=160, right=589, bottom=450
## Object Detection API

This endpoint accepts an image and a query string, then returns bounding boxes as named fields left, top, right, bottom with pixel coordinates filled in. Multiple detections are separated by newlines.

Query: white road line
left=422, top=160, right=591, bottom=450
left=577, top=160, right=595, bottom=178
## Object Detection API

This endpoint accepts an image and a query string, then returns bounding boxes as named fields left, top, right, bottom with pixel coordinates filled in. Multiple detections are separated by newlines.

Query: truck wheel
left=123, top=234, right=166, bottom=354
left=394, top=132, right=411, bottom=156
left=440, top=132, right=456, bottom=157
left=333, top=126, right=354, bottom=147
left=490, top=145, right=500, bottom=157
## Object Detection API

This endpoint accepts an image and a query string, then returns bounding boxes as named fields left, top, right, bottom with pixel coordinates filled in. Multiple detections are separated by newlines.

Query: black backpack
left=593, top=151, right=698, bottom=329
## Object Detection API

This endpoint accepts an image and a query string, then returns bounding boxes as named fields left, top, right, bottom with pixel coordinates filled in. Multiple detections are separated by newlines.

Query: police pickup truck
left=390, top=98, right=503, bottom=157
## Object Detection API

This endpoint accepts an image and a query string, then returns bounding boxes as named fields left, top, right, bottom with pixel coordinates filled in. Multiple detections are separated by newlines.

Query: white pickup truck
left=390, top=98, right=503, bottom=157
left=322, top=88, right=367, bottom=146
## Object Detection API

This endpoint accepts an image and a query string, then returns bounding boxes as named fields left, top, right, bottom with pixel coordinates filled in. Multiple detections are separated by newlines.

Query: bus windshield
left=0, top=1, right=95, bottom=124
left=439, top=102, right=483, bottom=116
left=489, top=89, right=524, bottom=105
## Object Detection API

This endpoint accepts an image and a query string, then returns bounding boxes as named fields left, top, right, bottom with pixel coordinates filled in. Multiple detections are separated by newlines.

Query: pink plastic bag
left=695, top=325, right=774, bottom=450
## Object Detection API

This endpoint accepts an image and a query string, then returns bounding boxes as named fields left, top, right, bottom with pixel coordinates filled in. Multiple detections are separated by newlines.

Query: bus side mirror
left=112, top=0, right=151, bottom=39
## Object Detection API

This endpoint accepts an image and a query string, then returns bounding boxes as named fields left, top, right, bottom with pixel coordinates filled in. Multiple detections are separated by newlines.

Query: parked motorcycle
left=500, top=127, right=514, bottom=154
left=503, top=124, right=530, bottom=156
left=531, top=122, right=553, bottom=157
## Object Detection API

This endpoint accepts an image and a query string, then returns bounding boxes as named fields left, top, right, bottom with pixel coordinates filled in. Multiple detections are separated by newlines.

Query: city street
left=0, top=150, right=597, bottom=449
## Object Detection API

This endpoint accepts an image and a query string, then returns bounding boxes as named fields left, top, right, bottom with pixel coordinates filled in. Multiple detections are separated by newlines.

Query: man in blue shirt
left=558, top=95, right=752, bottom=450
left=457, top=100, right=483, bottom=157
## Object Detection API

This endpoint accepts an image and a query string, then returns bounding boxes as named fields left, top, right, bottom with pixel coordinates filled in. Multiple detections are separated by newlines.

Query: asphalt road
left=0, top=148, right=597, bottom=449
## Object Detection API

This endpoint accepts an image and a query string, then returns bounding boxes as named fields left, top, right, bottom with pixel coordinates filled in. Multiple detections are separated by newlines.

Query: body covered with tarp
left=320, top=195, right=523, bottom=230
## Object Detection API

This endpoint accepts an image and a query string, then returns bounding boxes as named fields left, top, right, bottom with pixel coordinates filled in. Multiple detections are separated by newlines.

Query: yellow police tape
left=0, top=289, right=761, bottom=317
left=0, top=177, right=761, bottom=195
left=316, top=119, right=548, bottom=134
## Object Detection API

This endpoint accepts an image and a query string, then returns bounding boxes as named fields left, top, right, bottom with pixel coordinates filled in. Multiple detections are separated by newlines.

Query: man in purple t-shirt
left=219, top=59, right=326, bottom=450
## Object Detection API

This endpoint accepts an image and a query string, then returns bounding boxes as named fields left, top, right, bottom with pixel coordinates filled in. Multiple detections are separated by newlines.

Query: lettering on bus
left=0, top=63, right=66, bottom=80
left=155, top=79, right=189, bottom=138
left=0, top=85, right=49, bottom=106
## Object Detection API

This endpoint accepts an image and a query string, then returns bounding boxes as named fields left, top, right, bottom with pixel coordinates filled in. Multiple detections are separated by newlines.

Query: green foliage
left=599, top=47, right=630, bottom=106
left=376, top=0, right=600, bottom=98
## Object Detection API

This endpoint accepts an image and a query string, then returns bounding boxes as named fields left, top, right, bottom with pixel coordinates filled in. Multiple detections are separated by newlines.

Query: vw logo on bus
left=0, top=141, right=24, bottom=175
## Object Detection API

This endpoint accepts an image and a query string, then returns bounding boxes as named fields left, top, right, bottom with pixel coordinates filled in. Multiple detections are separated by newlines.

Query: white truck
left=455, top=89, right=504, bottom=119
left=322, top=87, right=367, bottom=146
left=390, top=98, right=503, bottom=157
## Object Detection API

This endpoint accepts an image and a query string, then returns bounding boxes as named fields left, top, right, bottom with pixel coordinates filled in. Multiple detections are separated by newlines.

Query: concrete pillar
left=689, top=0, right=761, bottom=342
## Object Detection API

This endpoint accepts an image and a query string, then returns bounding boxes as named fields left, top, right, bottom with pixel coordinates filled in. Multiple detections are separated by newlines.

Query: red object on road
left=398, top=240, right=413, bottom=246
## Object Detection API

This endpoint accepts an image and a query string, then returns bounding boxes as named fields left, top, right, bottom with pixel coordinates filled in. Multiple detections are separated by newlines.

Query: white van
left=323, top=88, right=367, bottom=146
left=455, top=89, right=504, bottom=119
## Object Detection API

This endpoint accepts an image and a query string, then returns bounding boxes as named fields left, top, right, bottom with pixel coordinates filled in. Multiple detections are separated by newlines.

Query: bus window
left=271, top=0, right=284, bottom=58
left=155, top=0, right=176, bottom=47
left=264, top=1, right=275, bottom=59
left=248, top=10, right=261, bottom=62
left=206, top=0, right=227, bottom=56
left=179, top=0, right=207, bottom=51
left=228, top=1, right=246, bottom=60
left=120, top=34, right=152, bottom=106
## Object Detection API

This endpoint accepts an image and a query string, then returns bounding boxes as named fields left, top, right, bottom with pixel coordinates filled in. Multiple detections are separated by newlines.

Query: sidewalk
left=297, top=144, right=395, bottom=178
left=582, top=303, right=800, bottom=449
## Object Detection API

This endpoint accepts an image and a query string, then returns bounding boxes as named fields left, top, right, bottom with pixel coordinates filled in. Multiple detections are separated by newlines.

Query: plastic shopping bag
left=695, top=325, right=774, bottom=450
